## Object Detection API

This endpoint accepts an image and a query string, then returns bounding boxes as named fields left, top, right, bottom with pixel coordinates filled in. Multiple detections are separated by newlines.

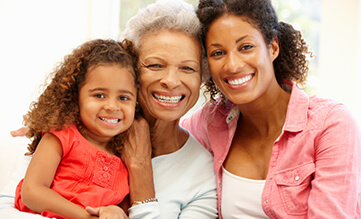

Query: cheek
left=208, top=60, right=222, bottom=79
left=185, top=74, right=201, bottom=100
left=139, top=72, right=153, bottom=93
left=79, top=98, right=95, bottom=116
left=123, top=105, right=136, bottom=123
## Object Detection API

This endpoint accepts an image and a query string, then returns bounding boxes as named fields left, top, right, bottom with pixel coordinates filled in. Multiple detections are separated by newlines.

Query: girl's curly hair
left=197, top=0, right=311, bottom=103
left=24, top=39, right=138, bottom=157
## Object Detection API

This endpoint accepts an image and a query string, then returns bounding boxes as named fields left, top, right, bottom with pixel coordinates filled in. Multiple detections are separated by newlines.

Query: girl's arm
left=21, top=133, right=97, bottom=219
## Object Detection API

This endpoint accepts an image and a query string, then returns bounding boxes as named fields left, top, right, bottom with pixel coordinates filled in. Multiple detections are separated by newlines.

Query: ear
left=269, top=36, right=279, bottom=62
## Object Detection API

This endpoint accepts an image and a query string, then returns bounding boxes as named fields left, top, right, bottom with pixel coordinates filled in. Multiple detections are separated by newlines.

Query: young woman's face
left=137, top=30, right=202, bottom=122
left=79, top=65, right=137, bottom=144
left=206, top=14, right=279, bottom=105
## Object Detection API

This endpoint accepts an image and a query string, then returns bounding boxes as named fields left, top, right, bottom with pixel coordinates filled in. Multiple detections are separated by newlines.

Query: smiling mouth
left=227, top=75, right=253, bottom=85
left=153, top=93, right=185, bottom=103
left=99, top=117, right=120, bottom=124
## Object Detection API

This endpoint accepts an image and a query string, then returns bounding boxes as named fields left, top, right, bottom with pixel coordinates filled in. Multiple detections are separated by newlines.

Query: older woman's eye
left=180, top=66, right=196, bottom=73
left=146, top=64, right=163, bottom=70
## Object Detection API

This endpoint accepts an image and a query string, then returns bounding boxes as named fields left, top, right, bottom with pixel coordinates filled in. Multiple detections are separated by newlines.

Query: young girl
left=14, top=39, right=138, bottom=219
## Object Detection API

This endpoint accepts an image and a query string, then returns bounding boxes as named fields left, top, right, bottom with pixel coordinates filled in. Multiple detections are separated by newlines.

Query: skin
left=206, top=14, right=291, bottom=180
left=21, top=64, right=137, bottom=219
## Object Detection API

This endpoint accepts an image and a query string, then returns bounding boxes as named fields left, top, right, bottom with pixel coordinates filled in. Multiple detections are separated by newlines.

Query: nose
left=224, top=51, right=245, bottom=73
left=160, top=67, right=181, bottom=90
left=104, top=99, right=120, bottom=112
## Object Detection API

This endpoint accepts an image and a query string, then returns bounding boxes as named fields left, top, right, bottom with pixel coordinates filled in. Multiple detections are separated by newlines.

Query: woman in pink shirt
left=181, top=0, right=361, bottom=218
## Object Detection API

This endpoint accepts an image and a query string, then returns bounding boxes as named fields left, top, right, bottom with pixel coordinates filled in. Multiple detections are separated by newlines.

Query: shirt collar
left=224, top=80, right=309, bottom=131
left=226, top=106, right=240, bottom=124
left=283, top=80, right=309, bottom=132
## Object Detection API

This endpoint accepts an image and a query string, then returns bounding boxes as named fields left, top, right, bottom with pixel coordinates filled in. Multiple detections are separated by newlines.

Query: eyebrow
left=208, top=35, right=249, bottom=48
left=89, top=88, right=135, bottom=97
left=236, top=35, right=248, bottom=44
left=181, top=60, right=200, bottom=65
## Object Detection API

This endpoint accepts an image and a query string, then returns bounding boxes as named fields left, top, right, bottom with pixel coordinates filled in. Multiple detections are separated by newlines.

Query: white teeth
left=228, top=75, right=253, bottom=85
left=154, top=93, right=183, bottom=103
left=100, top=117, right=119, bottom=124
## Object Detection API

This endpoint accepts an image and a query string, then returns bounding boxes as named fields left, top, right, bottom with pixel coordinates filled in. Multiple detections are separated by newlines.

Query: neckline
left=222, top=166, right=266, bottom=183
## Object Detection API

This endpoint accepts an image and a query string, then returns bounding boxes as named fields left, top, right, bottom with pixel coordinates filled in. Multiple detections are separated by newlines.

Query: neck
left=144, top=115, right=188, bottom=157
left=237, top=83, right=290, bottom=137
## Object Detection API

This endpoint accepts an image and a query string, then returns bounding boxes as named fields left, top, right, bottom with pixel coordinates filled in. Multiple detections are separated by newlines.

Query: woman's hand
left=121, top=115, right=156, bottom=204
left=121, top=115, right=152, bottom=168
left=86, top=205, right=128, bottom=219
left=10, top=126, right=29, bottom=137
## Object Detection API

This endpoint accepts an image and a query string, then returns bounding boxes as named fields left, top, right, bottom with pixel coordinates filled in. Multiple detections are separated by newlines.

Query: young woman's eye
left=241, top=44, right=254, bottom=51
left=209, top=51, right=224, bottom=57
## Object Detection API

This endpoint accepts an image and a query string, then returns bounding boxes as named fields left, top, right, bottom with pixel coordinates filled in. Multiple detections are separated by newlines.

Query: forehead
left=206, top=14, right=264, bottom=43
left=138, top=29, right=201, bottom=60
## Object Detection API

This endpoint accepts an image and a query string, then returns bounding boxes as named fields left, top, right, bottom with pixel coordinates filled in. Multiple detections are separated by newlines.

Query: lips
left=99, top=117, right=120, bottom=124
left=153, top=93, right=184, bottom=103
left=226, top=74, right=253, bottom=85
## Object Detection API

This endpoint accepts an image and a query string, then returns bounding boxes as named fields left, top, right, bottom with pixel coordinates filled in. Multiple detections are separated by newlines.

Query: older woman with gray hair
left=92, top=0, right=217, bottom=218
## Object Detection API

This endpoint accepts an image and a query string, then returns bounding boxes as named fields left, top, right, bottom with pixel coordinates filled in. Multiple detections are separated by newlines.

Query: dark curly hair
left=197, top=0, right=311, bottom=102
left=24, top=39, right=138, bottom=157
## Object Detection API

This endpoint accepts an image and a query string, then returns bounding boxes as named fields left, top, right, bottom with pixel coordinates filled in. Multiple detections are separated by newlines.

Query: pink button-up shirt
left=181, top=81, right=361, bottom=218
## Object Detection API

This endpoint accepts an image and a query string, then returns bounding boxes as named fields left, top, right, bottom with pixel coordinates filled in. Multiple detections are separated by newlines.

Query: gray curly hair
left=121, top=0, right=210, bottom=83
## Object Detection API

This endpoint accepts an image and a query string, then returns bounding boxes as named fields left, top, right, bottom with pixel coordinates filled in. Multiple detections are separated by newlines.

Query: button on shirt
left=181, top=81, right=361, bottom=219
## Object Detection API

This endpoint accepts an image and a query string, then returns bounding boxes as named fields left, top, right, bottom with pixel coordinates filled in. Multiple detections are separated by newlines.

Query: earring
left=135, top=102, right=140, bottom=112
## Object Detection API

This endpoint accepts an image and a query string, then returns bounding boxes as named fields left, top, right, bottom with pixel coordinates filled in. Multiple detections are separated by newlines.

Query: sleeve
left=48, top=126, right=77, bottom=158
left=178, top=179, right=218, bottom=219
left=128, top=202, right=160, bottom=219
left=180, top=105, right=213, bottom=154
left=308, top=104, right=361, bottom=218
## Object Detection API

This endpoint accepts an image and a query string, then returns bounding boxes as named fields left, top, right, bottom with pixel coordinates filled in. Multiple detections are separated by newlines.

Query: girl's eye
left=119, top=96, right=130, bottom=101
left=94, top=94, right=104, bottom=99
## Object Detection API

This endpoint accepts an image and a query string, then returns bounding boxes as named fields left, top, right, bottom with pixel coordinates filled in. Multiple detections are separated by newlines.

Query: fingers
left=91, top=205, right=128, bottom=219
left=85, top=206, right=100, bottom=216
left=10, top=126, right=29, bottom=137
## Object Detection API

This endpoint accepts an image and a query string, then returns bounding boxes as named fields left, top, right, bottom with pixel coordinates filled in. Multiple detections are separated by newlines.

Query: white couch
left=0, top=136, right=47, bottom=218
left=0, top=136, right=30, bottom=194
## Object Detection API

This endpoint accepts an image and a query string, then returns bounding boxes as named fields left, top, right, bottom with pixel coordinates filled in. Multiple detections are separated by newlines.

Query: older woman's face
left=137, top=30, right=202, bottom=122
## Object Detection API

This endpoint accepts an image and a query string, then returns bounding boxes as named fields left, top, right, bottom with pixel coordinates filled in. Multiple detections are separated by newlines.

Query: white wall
left=318, top=0, right=361, bottom=125
left=0, top=0, right=120, bottom=139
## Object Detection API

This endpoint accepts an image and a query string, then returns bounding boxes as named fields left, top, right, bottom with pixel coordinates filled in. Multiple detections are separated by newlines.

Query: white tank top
left=221, top=166, right=269, bottom=218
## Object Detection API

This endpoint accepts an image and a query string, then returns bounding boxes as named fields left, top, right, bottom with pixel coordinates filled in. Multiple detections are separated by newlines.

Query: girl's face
left=206, top=14, right=279, bottom=105
left=79, top=64, right=137, bottom=145
left=137, top=30, right=202, bottom=122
